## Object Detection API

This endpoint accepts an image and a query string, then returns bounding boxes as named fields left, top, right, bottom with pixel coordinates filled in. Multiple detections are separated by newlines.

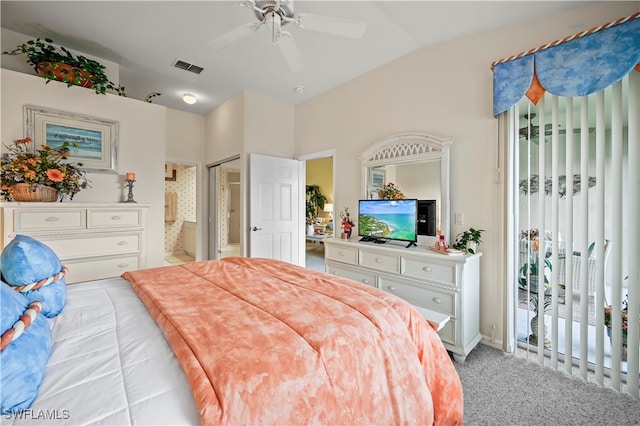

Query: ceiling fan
left=206, top=0, right=366, bottom=72
left=519, top=113, right=594, bottom=142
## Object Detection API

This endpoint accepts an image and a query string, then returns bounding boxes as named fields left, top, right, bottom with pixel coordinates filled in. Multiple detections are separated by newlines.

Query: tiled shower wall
left=164, top=164, right=196, bottom=255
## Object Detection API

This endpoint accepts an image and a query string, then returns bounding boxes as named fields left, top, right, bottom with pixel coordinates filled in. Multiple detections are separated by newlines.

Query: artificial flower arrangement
left=518, top=227, right=552, bottom=291
left=604, top=277, right=632, bottom=348
left=1, top=137, right=90, bottom=201
left=604, top=297, right=629, bottom=337
left=604, top=283, right=633, bottom=361
left=378, top=182, right=405, bottom=200
left=340, top=207, right=355, bottom=238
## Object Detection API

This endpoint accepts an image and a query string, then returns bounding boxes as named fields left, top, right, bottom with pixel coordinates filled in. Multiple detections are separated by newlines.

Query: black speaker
left=417, top=200, right=436, bottom=236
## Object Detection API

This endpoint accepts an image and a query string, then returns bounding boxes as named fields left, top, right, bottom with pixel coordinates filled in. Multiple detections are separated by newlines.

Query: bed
left=2, top=254, right=463, bottom=425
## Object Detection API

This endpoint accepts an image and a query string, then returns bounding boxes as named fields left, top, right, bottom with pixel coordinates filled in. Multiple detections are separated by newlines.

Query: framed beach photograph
left=24, top=105, right=119, bottom=173
left=368, top=167, right=386, bottom=198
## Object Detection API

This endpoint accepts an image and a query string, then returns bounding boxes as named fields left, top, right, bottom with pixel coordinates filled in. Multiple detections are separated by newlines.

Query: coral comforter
left=122, top=257, right=462, bottom=425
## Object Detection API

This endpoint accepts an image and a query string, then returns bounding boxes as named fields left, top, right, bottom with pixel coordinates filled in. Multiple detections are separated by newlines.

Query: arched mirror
left=360, top=132, right=452, bottom=246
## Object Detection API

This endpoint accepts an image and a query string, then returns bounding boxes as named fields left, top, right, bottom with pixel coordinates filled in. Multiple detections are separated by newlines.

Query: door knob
left=251, top=226, right=262, bottom=231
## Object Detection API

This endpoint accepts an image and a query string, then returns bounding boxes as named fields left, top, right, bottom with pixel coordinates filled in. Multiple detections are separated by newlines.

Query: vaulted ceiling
left=1, top=1, right=593, bottom=115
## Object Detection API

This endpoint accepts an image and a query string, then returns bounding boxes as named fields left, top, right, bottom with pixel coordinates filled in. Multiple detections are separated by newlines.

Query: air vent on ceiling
left=173, top=60, right=204, bottom=75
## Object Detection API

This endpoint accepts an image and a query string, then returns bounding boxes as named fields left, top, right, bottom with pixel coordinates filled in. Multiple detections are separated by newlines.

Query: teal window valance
left=492, top=13, right=640, bottom=116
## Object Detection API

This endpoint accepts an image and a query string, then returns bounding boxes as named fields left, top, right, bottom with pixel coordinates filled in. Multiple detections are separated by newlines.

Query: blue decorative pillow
left=1, top=235, right=67, bottom=318
left=0, top=280, right=52, bottom=414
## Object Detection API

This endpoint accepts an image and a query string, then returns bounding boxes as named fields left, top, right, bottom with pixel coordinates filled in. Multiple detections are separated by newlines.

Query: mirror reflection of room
left=361, top=132, right=452, bottom=247
left=365, top=160, right=442, bottom=244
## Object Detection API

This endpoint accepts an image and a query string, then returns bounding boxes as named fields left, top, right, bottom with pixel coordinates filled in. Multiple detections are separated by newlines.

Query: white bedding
left=5, top=277, right=199, bottom=425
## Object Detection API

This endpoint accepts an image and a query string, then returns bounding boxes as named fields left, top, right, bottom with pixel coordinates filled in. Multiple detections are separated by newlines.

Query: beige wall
left=293, top=2, right=637, bottom=350
left=166, top=108, right=205, bottom=162
left=244, top=90, right=295, bottom=158
left=205, top=91, right=245, bottom=165
left=1, top=68, right=167, bottom=267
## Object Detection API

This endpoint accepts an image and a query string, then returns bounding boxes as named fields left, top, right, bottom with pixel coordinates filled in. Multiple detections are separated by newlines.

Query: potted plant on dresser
left=2, top=38, right=125, bottom=96
left=452, top=227, right=484, bottom=254
left=1, top=137, right=90, bottom=202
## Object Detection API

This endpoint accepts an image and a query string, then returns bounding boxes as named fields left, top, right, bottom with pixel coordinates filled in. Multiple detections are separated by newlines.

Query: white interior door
left=249, top=153, right=302, bottom=264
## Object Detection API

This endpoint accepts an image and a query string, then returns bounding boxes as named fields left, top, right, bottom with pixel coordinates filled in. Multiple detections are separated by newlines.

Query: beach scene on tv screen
left=359, top=200, right=416, bottom=241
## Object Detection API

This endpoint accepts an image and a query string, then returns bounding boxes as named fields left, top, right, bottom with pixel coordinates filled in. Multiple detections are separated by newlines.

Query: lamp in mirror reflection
left=324, top=203, right=334, bottom=220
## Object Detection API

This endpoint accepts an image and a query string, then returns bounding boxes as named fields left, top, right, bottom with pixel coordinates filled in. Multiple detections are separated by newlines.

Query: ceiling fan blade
left=295, top=13, right=366, bottom=39
left=277, top=32, right=303, bottom=72
left=206, top=22, right=263, bottom=50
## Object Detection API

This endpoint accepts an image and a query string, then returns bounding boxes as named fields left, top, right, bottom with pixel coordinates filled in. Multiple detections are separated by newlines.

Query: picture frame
left=24, top=105, right=119, bottom=174
left=368, top=167, right=386, bottom=198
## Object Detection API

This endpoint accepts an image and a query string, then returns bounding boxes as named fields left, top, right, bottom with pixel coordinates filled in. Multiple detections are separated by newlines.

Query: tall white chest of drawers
left=0, top=203, right=148, bottom=284
left=324, top=238, right=482, bottom=362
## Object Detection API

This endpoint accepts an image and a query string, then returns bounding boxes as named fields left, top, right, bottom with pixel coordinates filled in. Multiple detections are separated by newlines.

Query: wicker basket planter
left=9, top=183, right=59, bottom=202
left=37, top=62, right=95, bottom=88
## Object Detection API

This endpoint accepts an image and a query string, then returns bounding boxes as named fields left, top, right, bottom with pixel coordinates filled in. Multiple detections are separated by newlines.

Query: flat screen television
left=358, top=199, right=418, bottom=246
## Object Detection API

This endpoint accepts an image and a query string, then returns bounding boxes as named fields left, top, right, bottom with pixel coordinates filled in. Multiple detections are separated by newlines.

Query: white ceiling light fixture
left=182, top=93, right=197, bottom=104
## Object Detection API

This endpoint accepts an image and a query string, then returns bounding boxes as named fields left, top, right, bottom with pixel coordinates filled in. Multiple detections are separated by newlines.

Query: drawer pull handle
left=45, top=217, right=59, bottom=222
left=422, top=266, right=432, bottom=272
left=375, top=258, right=383, bottom=263
left=111, top=215, right=122, bottom=220
left=432, top=297, right=443, bottom=304
left=363, top=279, right=370, bottom=284
left=117, top=263, right=129, bottom=268
left=387, top=285, right=396, bottom=292
left=338, top=251, right=345, bottom=256
left=118, top=241, right=128, bottom=245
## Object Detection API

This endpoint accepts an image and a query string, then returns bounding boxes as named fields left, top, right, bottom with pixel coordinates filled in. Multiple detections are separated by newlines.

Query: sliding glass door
left=508, top=72, right=639, bottom=396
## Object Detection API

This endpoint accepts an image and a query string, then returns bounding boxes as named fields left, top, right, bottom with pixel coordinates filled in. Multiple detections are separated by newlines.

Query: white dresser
left=0, top=203, right=148, bottom=284
left=324, top=237, right=482, bottom=362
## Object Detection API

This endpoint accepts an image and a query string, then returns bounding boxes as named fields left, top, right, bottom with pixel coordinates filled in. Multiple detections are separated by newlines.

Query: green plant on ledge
left=452, top=227, right=484, bottom=254
left=3, top=38, right=125, bottom=96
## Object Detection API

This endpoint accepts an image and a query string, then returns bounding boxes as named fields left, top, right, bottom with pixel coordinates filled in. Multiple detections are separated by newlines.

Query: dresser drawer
left=325, top=245, right=358, bottom=265
left=438, top=318, right=456, bottom=345
left=326, top=261, right=377, bottom=288
left=87, top=209, right=142, bottom=228
left=360, top=250, right=400, bottom=274
left=13, top=209, right=85, bottom=232
left=65, top=256, right=139, bottom=284
left=402, top=256, right=456, bottom=286
left=42, top=234, right=140, bottom=259
left=378, top=276, right=455, bottom=317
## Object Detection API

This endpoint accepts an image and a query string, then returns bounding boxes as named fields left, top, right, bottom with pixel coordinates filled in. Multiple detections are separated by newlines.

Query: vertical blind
left=495, top=14, right=640, bottom=398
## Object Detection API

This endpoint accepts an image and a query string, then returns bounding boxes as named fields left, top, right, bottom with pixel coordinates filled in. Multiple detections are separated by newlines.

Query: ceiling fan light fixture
left=182, top=93, right=197, bottom=104
left=205, top=0, right=365, bottom=72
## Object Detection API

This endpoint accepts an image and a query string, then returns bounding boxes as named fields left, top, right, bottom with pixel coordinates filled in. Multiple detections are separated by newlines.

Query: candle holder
left=125, top=179, right=137, bottom=203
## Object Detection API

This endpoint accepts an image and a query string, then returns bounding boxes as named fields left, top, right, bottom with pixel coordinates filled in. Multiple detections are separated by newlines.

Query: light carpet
left=456, top=344, right=640, bottom=425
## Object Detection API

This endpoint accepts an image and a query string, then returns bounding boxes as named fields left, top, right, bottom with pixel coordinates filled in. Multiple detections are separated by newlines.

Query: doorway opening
left=164, top=162, right=198, bottom=265
left=301, top=152, right=335, bottom=272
